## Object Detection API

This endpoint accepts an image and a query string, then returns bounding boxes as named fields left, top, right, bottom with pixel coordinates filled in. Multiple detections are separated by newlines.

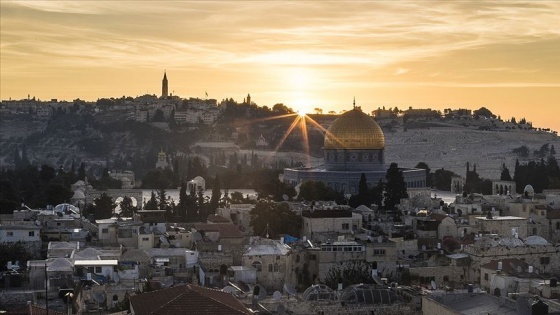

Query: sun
left=297, top=108, right=307, bottom=117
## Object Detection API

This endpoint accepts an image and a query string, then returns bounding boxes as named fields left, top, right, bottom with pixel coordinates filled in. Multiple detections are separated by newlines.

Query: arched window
left=252, top=261, right=262, bottom=272
left=274, top=263, right=279, bottom=272
left=268, top=264, right=273, bottom=272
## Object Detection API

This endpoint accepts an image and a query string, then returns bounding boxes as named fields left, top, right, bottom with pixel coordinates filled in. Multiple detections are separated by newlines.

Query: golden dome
left=324, top=108, right=385, bottom=150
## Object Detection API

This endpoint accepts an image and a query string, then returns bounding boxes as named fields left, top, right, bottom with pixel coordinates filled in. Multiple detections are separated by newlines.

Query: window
left=274, top=263, right=279, bottom=272
left=373, top=249, right=386, bottom=255
left=252, top=261, right=262, bottom=272
left=142, top=237, right=149, bottom=241
left=95, top=267, right=102, bottom=273
left=309, top=255, right=317, bottom=261
left=268, top=264, right=273, bottom=272
left=6, top=232, right=13, bottom=237
left=102, top=228, right=109, bottom=234
left=541, top=257, right=550, bottom=265
left=443, top=276, right=449, bottom=282
left=484, top=273, right=488, bottom=280
left=29, top=231, right=35, bottom=237
left=342, top=223, right=349, bottom=230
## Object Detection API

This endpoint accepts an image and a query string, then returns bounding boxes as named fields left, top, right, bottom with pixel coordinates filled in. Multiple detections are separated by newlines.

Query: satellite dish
left=272, top=290, right=282, bottom=301
left=372, top=275, right=383, bottom=285
left=236, top=280, right=250, bottom=293
left=35, top=220, right=41, bottom=226
left=283, top=283, right=296, bottom=297
left=93, top=292, right=106, bottom=303
left=222, top=286, right=238, bottom=295
left=277, top=304, right=286, bottom=314
left=282, top=194, right=289, bottom=201
left=431, top=281, right=437, bottom=290
left=193, top=232, right=203, bottom=242
left=253, top=285, right=267, bottom=301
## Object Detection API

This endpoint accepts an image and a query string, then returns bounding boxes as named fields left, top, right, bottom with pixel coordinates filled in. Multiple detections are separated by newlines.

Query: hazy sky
left=1, top=1, right=559, bottom=131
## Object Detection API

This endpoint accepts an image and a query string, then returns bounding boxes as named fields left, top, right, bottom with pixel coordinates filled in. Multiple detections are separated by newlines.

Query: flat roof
left=476, top=216, right=525, bottom=221
left=74, top=260, right=118, bottom=266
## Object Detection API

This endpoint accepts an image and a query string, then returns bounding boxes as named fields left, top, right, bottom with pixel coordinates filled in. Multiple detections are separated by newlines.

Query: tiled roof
left=547, top=210, right=560, bottom=219
left=481, top=258, right=529, bottom=274
left=129, top=284, right=252, bottom=315
left=207, top=214, right=230, bottom=223
left=7, top=305, right=65, bottom=315
left=194, top=223, right=243, bottom=238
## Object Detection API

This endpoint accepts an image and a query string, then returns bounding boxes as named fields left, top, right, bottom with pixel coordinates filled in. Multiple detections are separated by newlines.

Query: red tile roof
left=194, top=223, right=244, bottom=238
left=481, top=258, right=529, bottom=274
left=547, top=210, right=560, bottom=219
left=7, top=305, right=65, bottom=315
left=129, top=284, right=253, bottom=315
left=207, top=214, right=231, bottom=223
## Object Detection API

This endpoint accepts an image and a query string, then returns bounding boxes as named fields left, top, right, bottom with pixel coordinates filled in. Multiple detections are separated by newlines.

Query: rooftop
left=129, top=283, right=252, bottom=315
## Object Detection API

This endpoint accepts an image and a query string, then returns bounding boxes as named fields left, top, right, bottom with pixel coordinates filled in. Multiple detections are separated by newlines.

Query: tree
left=500, top=164, right=513, bottom=181
left=433, top=168, right=457, bottom=191
left=92, top=193, right=115, bottom=220
left=298, top=181, right=342, bottom=202
left=314, top=108, right=323, bottom=115
left=144, top=191, right=158, bottom=209
left=230, top=191, right=247, bottom=204
left=512, top=145, right=530, bottom=158
left=177, top=182, right=188, bottom=221
left=323, top=261, right=374, bottom=290
left=119, top=196, right=137, bottom=217
left=77, top=162, right=86, bottom=180
left=0, top=242, right=35, bottom=271
left=384, top=163, right=408, bottom=210
left=209, top=175, right=221, bottom=213
left=249, top=201, right=302, bottom=238
left=157, top=188, right=167, bottom=209
left=349, top=173, right=372, bottom=208
left=473, top=107, right=495, bottom=118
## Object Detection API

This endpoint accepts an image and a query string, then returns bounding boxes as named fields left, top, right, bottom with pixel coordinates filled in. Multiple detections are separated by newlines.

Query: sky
left=1, top=1, right=559, bottom=131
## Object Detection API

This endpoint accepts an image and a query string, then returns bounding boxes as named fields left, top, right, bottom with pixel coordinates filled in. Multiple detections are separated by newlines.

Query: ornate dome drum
left=324, top=108, right=386, bottom=171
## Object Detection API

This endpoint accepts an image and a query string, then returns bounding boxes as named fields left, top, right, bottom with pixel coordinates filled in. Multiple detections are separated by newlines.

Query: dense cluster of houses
left=1, top=180, right=560, bottom=314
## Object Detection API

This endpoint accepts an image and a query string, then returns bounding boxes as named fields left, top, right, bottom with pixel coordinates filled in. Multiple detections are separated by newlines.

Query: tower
left=161, top=71, right=168, bottom=98
left=246, top=94, right=251, bottom=105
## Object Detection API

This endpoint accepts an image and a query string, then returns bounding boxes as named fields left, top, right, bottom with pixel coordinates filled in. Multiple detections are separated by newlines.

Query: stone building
left=475, top=215, right=527, bottom=238
left=283, top=106, right=426, bottom=193
left=242, top=238, right=291, bottom=291
left=463, top=236, right=559, bottom=283
left=301, top=209, right=362, bottom=242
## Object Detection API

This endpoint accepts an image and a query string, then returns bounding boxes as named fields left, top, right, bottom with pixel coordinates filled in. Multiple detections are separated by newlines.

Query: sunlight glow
left=298, top=108, right=307, bottom=117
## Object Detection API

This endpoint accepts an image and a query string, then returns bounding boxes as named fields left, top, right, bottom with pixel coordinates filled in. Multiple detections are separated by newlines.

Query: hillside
left=1, top=108, right=557, bottom=183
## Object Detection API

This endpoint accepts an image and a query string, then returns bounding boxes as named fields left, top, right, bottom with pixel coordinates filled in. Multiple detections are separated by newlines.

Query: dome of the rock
left=324, top=108, right=385, bottom=150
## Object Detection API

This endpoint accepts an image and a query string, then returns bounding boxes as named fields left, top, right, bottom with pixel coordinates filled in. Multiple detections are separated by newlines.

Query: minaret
left=161, top=71, right=168, bottom=98
left=246, top=93, right=251, bottom=105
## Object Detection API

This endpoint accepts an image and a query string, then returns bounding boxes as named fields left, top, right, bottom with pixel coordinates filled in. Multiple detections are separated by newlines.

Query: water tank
left=550, top=277, right=558, bottom=287
left=528, top=266, right=533, bottom=273
left=531, top=300, right=548, bottom=315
